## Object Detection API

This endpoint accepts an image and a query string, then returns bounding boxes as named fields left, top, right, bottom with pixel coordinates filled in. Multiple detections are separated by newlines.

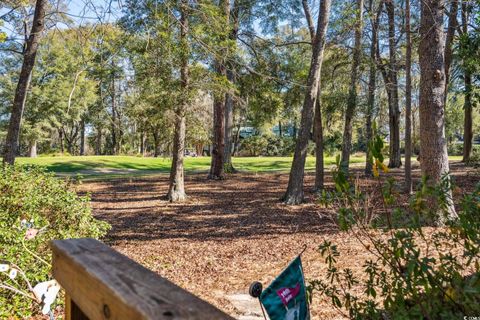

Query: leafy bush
left=448, top=143, right=480, bottom=157
left=240, top=135, right=269, bottom=156
left=323, top=131, right=343, bottom=156
left=310, top=152, right=480, bottom=319
left=0, top=165, right=110, bottom=317
left=466, top=147, right=480, bottom=168
left=448, top=142, right=462, bottom=156
left=264, top=136, right=296, bottom=156
left=240, top=135, right=302, bottom=156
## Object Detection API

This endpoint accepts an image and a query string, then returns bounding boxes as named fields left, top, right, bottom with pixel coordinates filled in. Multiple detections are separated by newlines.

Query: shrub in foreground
left=309, top=158, right=480, bottom=319
left=0, top=165, right=110, bottom=317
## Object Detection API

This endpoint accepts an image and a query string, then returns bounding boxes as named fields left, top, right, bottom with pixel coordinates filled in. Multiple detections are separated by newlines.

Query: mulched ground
left=78, top=161, right=479, bottom=319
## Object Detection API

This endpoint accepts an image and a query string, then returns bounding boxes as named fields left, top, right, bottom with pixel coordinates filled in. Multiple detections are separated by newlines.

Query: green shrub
left=311, top=154, right=480, bottom=319
left=448, top=143, right=464, bottom=156
left=38, top=151, right=72, bottom=157
left=264, top=136, right=296, bottom=156
left=323, top=131, right=343, bottom=156
left=0, top=165, right=110, bottom=317
left=240, top=135, right=316, bottom=157
left=240, top=135, right=269, bottom=156
left=466, top=147, right=480, bottom=167
left=448, top=143, right=480, bottom=157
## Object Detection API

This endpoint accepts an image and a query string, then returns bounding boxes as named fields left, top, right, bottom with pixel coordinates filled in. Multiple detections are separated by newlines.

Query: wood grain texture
left=51, top=238, right=233, bottom=320
left=65, top=294, right=89, bottom=320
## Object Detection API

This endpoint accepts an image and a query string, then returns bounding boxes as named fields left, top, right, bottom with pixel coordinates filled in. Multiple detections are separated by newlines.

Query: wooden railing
left=51, top=238, right=234, bottom=320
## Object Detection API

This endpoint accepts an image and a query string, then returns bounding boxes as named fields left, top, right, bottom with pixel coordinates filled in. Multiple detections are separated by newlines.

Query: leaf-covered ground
left=77, top=161, right=478, bottom=319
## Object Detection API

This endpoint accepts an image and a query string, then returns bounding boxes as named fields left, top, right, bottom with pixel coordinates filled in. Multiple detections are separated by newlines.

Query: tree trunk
left=59, top=129, right=65, bottom=154
left=314, top=93, right=324, bottom=191
left=412, top=106, right=417, bottom=154
left=63, top=125, right=78, bottom=155
left=463, top=72, right=473, bottom=162
left=209, top=0, right=230, bottom=180
left=283, top=0, right=332, bottom=204
left=223, top=1, right=239, bottom=173
left=385, top=0, right=401, bottom=168
left=292, top=119, right=297, bottom=140
left=224, top=70, right=236, bottom=173
left=111, top=74, right=117, bottom=155
left=209, top=91, right=226, bottom=178
left=419, top=0, right=457, bottom=222
left=28, top=140, right=37, bottom=158
left=168, top=114, right=187, bottom=201
left=195, top=144, right=203, bottom=156
left=80, top=119, right=86, bottom=156
left=444, top=0, right=459, bottom=106
left=2, top=0, right=46, bottom=165
left=461, top=1, right=473, bottom=162
left=302, top=0, right=328, bottom=191
left=152, top=129, right=160, bottom=158
left=167, top=0, right=189, bottom=202
left=340, top=0, right=364, bottom=173
left=365, top=0, right=381, bottom=176
left=232, top=120, right=242, bottom=156
left=404, top=0, right=413, bottom=193
left=140, top=130, right=146, bottom=157
left=95, top=128, right=102, bottom=155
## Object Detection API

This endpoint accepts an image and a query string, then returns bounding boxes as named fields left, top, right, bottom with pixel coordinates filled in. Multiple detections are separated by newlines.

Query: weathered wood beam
left=51, top=238, right=233, bottom=320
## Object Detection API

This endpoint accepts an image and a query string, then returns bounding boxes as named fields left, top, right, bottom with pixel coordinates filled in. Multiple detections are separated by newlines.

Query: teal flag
left=260, top=256, right=310, bottom=320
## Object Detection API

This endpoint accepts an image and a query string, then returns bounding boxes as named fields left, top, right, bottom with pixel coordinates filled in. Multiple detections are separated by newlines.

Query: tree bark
left=283, top=0, right=332, bottom=204
left=28, top=140, right=37, bottom=158
left=463, top=71, right=473, bottom=162
left=80, top=119, right=86, bottom=156
left=152, top=128, right=161, bottom=158
left=140, top=130, right=146, bottom=157
left=404, top=0, right=413, bottom=193
left=314, top=92, right=324, bottom=191
left=224, top=73, right=235, bottom=173
left=385, top=0, right=401, bottom=168
left=111, top=72, right=117, bottom=155
left=63, top=125, right=78, bottom=155
left=95, top=128, right=102, bottom=155
left=365, top=0, right=382, bottom=176
left=59, top=129, right=65, bottom=154
left=302, top=0, right=327, bottom=191
left=209, top=0, right=230, bottom=180
left=340, top=0, right=364, bottom=173
left=223, top=1, right=239, bottom=173
left=2, top=0, right=46, bottom=165
left=419, top=0, right=457, bottom=222
left=444, top=0, right=459, bottom=106
left=209, top=82, right=226, bottom=179
left=461, top=0, right=473, bottom=162
left=167, top=0, right=189, bottom=202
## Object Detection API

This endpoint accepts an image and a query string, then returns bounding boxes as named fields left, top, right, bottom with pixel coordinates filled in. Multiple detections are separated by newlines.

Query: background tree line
left=0, top=0, right=479, bottom=209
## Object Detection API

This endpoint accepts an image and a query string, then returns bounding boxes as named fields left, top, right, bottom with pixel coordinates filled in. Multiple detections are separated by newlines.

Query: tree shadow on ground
left=86, top=172, right=339, bottom=243
left=83, top=161, right=478, bottom=244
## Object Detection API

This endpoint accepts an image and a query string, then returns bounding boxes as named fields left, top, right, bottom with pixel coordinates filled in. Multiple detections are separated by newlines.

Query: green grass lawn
left=15, top=155, right=363, bottom=175
left=14, top=155, right=463, bottom=178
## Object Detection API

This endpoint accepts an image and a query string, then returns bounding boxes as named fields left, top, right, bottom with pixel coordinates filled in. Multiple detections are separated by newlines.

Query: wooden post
left=65, top=294, right=89, bottom=320
left=51, top=238, right=233, bottom=320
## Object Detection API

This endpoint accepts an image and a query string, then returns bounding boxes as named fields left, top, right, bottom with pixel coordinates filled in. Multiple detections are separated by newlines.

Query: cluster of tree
left=0, top=0, right=479, bottom=213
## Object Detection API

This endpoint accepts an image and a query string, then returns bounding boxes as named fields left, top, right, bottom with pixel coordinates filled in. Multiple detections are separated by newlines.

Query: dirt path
left=80, top=162, right=478, bottom=319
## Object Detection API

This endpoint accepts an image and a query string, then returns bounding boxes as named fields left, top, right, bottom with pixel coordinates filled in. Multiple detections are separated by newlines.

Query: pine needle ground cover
left=76, top=161, right=476, bottom=319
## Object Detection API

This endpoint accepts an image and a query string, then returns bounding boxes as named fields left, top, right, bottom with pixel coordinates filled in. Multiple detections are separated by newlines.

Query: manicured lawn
left=15, top=155, right=364, bottom=175
left=14, top=155, right=463, bottom=178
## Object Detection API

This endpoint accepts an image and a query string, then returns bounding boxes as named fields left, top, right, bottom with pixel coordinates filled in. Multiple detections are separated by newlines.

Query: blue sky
left=63, top=0, right=121, bottom=25
left=1, top=0, right=121, bottom=39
